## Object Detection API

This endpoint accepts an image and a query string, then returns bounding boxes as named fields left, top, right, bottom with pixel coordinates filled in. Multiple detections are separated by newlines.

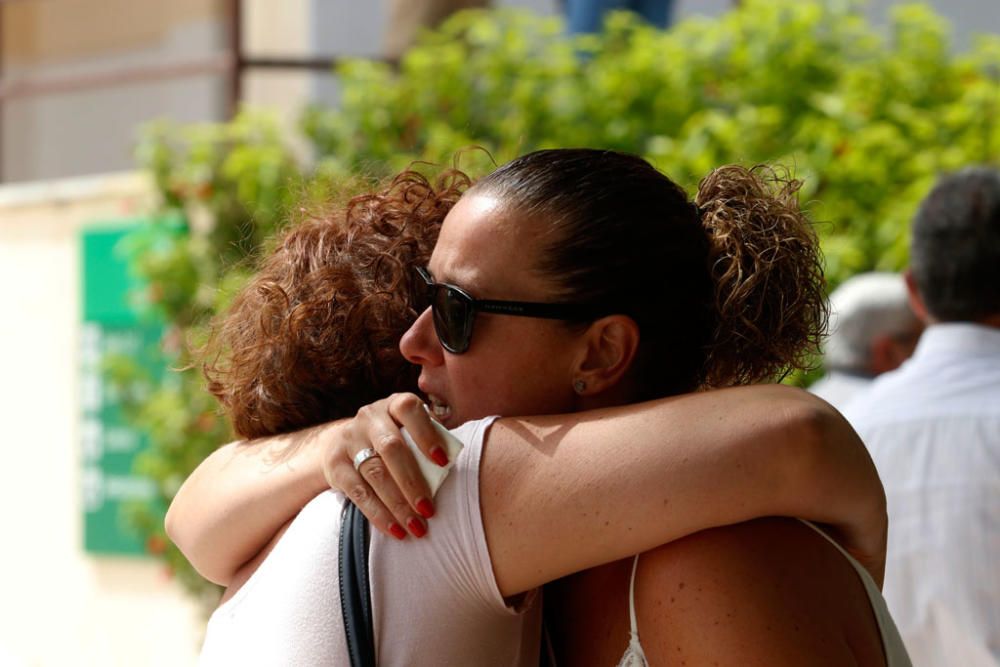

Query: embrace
left=169, top=149, right=910, bottom=666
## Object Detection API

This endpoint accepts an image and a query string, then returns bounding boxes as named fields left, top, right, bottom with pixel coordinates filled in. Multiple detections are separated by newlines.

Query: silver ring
left=352, top=447, right=380, bottom=472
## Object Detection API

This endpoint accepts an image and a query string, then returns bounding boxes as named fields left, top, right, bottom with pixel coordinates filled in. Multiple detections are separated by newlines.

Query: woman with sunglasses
left=175, top=150, right=906, bottom=665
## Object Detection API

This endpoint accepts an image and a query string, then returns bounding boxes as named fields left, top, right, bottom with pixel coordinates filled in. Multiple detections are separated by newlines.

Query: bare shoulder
left=634, top=517, right=885, bottom=667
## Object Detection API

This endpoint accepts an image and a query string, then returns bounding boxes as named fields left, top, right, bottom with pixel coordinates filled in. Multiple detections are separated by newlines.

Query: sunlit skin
left=400, top=192, right=888, bottom=666
left=400, top=193, right=590, bottom=428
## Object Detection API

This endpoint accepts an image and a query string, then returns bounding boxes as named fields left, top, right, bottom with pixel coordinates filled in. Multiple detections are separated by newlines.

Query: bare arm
left=164, top=424, right=332, bottom=585
left=166, top=395, right=452, bottom=585
left=482, top=384, right=886, bottom=596
left=167, top=385, right=885, bottom=591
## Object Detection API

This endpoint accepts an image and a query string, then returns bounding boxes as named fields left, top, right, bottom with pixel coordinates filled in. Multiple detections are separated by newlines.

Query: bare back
left=545, top=517, right=887, bottom=666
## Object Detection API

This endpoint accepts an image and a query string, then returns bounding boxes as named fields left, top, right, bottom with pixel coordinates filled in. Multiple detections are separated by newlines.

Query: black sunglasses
left=416, top=266, right=603, bottom=354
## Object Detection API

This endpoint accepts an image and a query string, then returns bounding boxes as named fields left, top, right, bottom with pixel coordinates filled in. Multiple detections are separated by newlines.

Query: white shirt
left=844, top=323, right=1000, bottom=667
left=809, top=370, right=873, bottom=410
left=199, top=416, right=542, bottom=667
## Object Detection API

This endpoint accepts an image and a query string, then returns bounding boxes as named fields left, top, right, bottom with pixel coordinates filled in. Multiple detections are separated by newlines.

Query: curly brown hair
left=201, top=168, right=470, bottom=439
left=696, top=164, right=827, bottom=388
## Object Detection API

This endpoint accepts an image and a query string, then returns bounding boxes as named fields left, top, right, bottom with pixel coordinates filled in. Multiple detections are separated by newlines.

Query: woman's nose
left=400, top=307, right=443, bottom=366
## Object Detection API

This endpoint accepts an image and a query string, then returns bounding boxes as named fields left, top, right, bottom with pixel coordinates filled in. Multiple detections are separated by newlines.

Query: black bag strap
left=339, top=501, right=376, bottom=667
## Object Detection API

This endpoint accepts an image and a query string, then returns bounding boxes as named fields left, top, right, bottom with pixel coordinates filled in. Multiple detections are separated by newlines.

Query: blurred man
left=845, top=167, right=1000, bottom=667
left=810, top=272, right=922, bottom=409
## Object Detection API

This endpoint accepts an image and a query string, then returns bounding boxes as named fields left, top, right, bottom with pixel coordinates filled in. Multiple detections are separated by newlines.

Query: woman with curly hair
left=173, top=149, right=908, bottom=665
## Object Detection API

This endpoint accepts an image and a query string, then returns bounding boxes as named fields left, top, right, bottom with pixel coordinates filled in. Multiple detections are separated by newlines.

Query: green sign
left=80, top=223, right=165, bottom=555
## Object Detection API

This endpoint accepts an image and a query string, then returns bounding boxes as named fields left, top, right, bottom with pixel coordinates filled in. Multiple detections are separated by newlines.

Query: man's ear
left=870, top=334, right=908, bottom=375
left=571, top=315, right=641, bottom=397
left=904, top=269, right=932, bottom=324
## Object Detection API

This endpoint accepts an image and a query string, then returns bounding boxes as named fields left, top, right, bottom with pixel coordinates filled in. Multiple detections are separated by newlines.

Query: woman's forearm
left=165, top=423, right=333, bottom=585
left=169, top=384, right=885, bottom=594
left=481, top=385, right=886, bottom=596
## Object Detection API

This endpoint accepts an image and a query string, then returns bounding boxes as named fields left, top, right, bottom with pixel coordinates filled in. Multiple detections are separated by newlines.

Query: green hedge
left=122, top=0, right=1000, bottom=607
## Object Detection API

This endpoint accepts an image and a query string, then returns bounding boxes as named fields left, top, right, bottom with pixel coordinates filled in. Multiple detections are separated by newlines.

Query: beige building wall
left=0, top=0, right=322, bottom=185
left=0, top=173, right=202, bottom=666
left=0, top=0, right=228, bottom=184
left=0, top=3, right=317, bottom=664
left=241, top=0, right=314, bottom=158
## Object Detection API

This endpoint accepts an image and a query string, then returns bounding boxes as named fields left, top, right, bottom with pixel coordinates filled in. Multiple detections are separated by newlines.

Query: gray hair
left=823, top=272, right=918, bottom=373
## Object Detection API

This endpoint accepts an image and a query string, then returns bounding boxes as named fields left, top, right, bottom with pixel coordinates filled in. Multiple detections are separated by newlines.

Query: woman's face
left=399, top=192, right=585, bottom=428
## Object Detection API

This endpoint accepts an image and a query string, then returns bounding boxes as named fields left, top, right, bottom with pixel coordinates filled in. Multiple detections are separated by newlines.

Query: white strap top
left=547, top=521, right=911, bottom=666
left=541, top=557, right=649, bottom=667
left=613, top=522, right=911, bottom=666
left=615, top=555, right=650, bottom=667
left=798, top=520, right=912, bottom=666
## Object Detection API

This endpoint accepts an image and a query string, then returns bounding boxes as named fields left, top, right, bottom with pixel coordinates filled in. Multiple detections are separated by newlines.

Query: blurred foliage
left=306, top=1, right=1000, bottom=286
left=119, top=0, right=999, bottom=607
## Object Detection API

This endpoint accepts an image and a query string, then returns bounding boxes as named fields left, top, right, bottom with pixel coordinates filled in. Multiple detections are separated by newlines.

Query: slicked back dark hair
left=471, top=148, right=827, bottom=398
left=911, top=167, right=1000, bottom=322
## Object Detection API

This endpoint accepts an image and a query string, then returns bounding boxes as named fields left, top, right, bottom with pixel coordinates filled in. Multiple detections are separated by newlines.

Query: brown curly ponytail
left=201, top=168, right=470, bottom=439
left=696, top=165, right=827, bottom=388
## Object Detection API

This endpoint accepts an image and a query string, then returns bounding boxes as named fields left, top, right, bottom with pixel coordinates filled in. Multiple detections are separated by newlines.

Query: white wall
left=0, top=173, right=202, bottom=666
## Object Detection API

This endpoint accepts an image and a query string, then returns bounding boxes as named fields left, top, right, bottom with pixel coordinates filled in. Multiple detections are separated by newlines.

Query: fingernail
left=416, top=498, right=435, bottom=519
left=430, top=446, right=448, bottom=467
left=388, top=523, right=407, bottom=541
left=407, top=517, right=427, bottom=538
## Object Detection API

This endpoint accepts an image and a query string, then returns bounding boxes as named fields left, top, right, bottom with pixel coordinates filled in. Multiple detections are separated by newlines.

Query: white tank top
left=199, top=416, right=542, bottom=666
left=799, top=520, right=912, bottom=666
left=545, top=521, right=912, bottom=667
left=618, top=521, right=910, bottom=667
left=615, top=555, right=650, bottom=667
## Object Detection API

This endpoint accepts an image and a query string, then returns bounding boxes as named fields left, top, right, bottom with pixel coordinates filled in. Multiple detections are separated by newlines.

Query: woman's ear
left=572, top=315, right=641, bottom=397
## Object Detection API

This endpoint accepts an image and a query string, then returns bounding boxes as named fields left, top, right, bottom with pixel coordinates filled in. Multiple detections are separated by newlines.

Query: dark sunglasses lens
left=414, top=283, right=432, bottom=313
left=433, top=286, right=472, bottom=353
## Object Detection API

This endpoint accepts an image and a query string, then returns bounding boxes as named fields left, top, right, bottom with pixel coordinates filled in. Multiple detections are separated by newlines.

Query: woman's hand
left=166, top=393, right=451, bottom=585
left=325, top=393, right=451, bottom=540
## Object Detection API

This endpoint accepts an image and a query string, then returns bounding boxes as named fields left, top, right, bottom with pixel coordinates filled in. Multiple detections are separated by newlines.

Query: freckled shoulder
left=633, top=517, right=885, bottom=667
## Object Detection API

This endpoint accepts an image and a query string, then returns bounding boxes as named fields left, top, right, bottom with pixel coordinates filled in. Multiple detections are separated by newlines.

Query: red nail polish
left=389, top=523, right=407, bottom=541
left=430, top=446, right=449, bottom=467
left=416, top=498, right=435, bottom=519
left=407, top=517, right=427, bottom=538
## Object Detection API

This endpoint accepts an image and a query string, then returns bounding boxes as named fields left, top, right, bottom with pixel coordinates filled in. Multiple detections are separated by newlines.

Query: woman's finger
left=326, top=458, right=411, bottom=541
left=357, top=450, right=428, bottom=539
left=358, top=400, right=435, bottom=535
left=388, top=392, right=450, bottom=467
